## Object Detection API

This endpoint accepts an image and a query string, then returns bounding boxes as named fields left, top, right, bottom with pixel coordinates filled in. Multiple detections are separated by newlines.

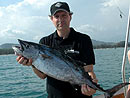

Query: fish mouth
left=12, top=39, right=25, bottom=52
left=12, top=45, right=22, bottom=56
left=13, top=46, right=21, bottom=49
left=12, top=39, right=29, bottom=56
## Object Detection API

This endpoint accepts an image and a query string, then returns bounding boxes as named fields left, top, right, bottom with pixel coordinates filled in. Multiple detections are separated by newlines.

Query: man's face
left=50, top=11, right=71, bottom=31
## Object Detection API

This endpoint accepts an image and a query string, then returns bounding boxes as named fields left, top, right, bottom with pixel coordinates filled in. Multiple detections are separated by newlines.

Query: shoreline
left=0, top=47, right=128, bottom=55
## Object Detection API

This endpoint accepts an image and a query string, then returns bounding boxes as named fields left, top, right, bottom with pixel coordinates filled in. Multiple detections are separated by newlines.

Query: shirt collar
left=53, top=28, right=75, bottom=40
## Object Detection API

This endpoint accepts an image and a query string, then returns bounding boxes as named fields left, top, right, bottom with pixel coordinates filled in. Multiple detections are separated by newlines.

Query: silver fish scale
left=33, top=54, right=87, bottom=85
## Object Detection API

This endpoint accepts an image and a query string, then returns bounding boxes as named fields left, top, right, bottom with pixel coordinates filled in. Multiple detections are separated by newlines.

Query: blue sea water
left=0, top=48, right=130, bottom=98
left=0, top=55, right=47, bottom=98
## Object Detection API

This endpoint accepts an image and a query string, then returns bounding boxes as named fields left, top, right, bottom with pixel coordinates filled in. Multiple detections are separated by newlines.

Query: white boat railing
left=121, top=5, right=130, bottom=98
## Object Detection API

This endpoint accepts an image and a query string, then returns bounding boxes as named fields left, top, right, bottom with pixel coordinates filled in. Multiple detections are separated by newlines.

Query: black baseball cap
left=50, top=2, right=73, bottom=16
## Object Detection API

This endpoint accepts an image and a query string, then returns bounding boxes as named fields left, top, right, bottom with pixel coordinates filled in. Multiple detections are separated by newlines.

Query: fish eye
left=26, top=44, right=30, bottom=48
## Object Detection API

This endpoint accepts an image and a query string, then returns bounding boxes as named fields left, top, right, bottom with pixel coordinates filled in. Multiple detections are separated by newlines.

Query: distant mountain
left=0, top=40, right=128, bottom=49
left=92, top=39, right=115, bottom=46
left=0, top=40, right=114, bottom=49
left=0, top=43, right=19, bottom=49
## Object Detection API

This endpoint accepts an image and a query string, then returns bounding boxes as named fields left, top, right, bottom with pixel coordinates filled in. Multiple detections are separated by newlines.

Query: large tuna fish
left=12, top=39, right=129, bottom=98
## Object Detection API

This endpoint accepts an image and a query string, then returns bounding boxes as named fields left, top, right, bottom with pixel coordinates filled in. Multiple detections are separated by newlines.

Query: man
left=16, top=2, right=98, bottom=98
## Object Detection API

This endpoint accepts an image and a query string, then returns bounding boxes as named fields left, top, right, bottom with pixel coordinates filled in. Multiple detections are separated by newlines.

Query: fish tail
left=104, top=82, right=130, bottom=98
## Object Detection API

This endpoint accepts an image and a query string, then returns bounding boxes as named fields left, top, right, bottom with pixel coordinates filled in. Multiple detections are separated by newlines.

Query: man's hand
left=16, top=55, right=47, bottom=79
left=81, top=64, right=97, bottom=96
left=16, top=55, right=33, bottom=66
left=81, top=84, right=96, bottom=96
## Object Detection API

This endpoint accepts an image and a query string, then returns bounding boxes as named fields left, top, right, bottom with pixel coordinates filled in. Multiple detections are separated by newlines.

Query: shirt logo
left=55, top=3, right=62, bottom=7
left=65, top=49, right=79, bottom=54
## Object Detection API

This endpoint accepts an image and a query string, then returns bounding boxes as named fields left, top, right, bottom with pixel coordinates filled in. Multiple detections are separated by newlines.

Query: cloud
left=102, top=0, right=129, bottom=7
left=0, top=27, right=25, bottom=38
left=102, top=0, right=115, bottom=7
left=101, top=0, right=129, bottom=14
left=76, top=24, right=107, bottom=39
left=0, top=11, right=3, bottom=17
left=24, top=0, right=50, bottom=7
left=0, top=0, right=56, bottom=44
left=0, top=0, right=129, bottom=44
left=76, top=24, right=102, bottom=33
left=33, top=35, right=42, bottom=40
left=87, top=0, right=129, bottom=41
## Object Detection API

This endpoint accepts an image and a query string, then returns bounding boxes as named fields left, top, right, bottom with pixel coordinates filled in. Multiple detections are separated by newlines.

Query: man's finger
left=18, top=57, right=25, bottom=64
left=22, top=59, right=28, bottom=65
left=81, top=84, right=88, bottom=94
left=26, top=59, right=33, bottom=66
left=87, top=85, right=91, bottom=91
left=16, top=56, right=22, bottom=61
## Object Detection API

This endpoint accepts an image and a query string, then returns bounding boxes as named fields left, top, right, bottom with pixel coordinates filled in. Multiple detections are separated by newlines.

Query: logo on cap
left=55, top=3, right=62, bottom=7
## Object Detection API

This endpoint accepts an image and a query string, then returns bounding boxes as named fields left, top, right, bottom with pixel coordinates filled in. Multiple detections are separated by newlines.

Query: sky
left=0, top=0, right=129, bottom=45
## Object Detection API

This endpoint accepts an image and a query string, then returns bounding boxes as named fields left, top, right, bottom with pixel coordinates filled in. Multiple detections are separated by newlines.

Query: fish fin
left=40, top=54, right=52, bottom=59
left=104, top=82, right=130, bottom=98
left=86, top=76, right=106, bottom=92
left=65, top=53, right=86, bottom=66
